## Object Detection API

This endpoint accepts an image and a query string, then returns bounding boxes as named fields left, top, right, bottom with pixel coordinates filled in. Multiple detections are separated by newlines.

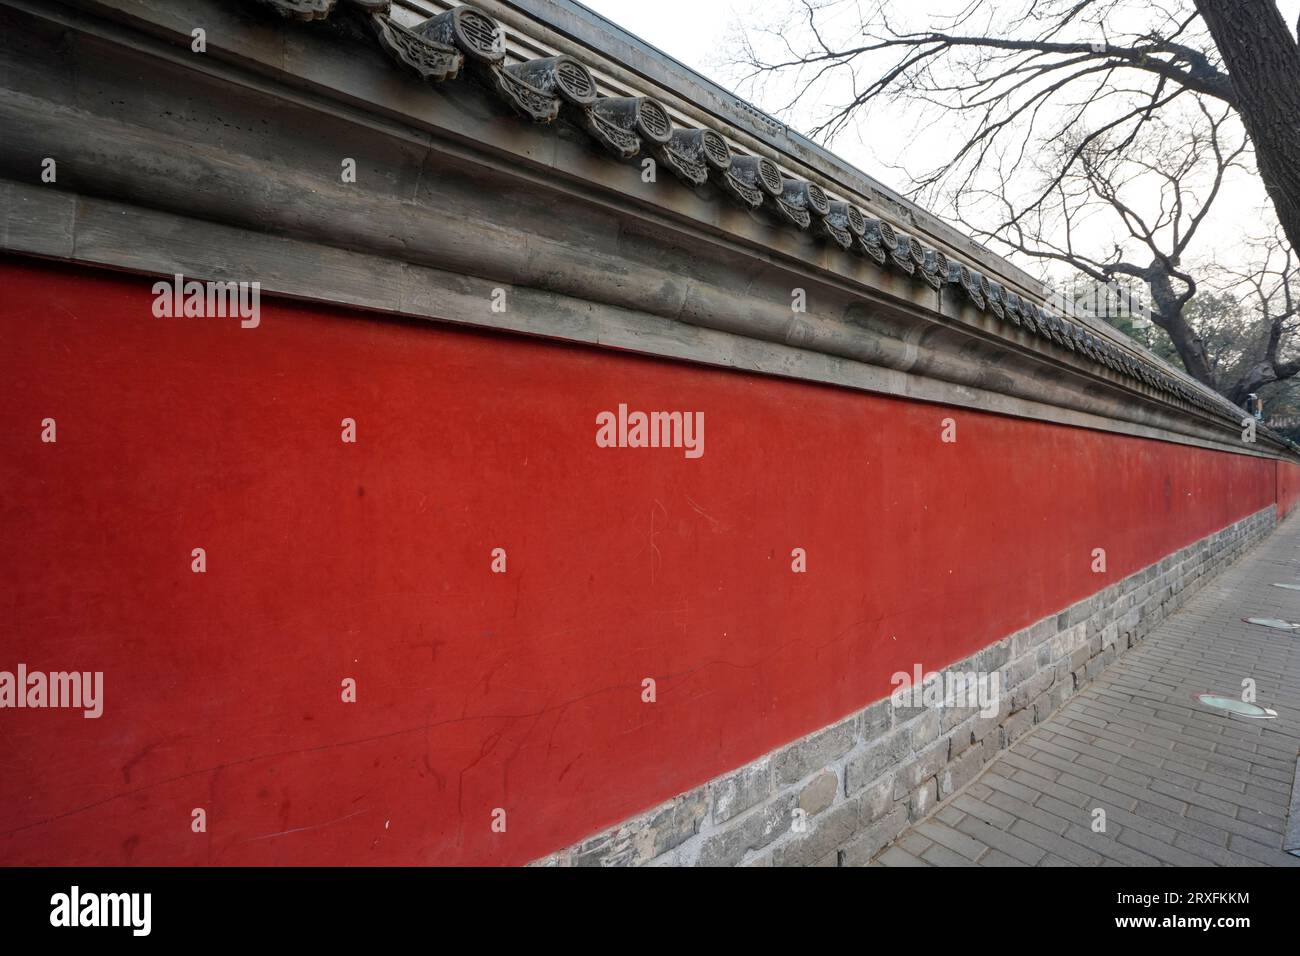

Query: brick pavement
left=870, top=511, right=1300, bottom=867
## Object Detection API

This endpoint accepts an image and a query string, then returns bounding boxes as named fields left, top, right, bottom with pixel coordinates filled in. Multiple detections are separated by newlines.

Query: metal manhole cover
left=1242, top=617, right=1300, bottom=629
left=1195, top=694, right=1278, bottom=719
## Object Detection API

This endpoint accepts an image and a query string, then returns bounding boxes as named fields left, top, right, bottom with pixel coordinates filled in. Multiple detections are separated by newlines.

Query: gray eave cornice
left=0, top=0, right=1292, bottom=459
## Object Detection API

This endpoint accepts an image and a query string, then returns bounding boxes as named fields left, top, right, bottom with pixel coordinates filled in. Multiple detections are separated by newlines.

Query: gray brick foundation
left=531, top=506, right=1277, bottom=867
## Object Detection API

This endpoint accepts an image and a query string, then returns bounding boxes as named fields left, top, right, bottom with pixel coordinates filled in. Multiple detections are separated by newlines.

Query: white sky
left=577, top=0, right=1298, bottom=282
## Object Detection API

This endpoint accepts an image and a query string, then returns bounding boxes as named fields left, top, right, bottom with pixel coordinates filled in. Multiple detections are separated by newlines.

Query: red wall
left=0, top=257, right=1283, bottom=865
left=1277, top=460, right=1300, bottom=517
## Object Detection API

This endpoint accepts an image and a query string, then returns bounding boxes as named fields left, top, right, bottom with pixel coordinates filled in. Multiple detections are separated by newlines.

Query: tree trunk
left=1195, top=0, right=1300, bottom=253
left=1226, top=354, right=1300, bottom=406
left=1227, top=366, right=1269, bottom=406
left=1146, top=269, right=1219, bottom=389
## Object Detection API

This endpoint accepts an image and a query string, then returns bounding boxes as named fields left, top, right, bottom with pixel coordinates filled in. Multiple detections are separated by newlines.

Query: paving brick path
left=871, top=513, right=1300, bottom=867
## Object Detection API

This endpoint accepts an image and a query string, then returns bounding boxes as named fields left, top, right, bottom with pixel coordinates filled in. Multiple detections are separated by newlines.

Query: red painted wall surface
left=0, top=257, right=1283, bottom=865
left=1277, top=460, right=1300, bottom=517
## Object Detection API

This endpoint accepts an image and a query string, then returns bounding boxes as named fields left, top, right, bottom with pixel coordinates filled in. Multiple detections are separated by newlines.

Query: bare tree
left=1212, top=227, right=1300, bottom=404
left=1070, top=227, right=1300, bottom=403
left=732, top=0, right=1300, bottom=260
left=949, top=98, right=1248, bottom=390
left=1194, top=1, right=1300, bottom=258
